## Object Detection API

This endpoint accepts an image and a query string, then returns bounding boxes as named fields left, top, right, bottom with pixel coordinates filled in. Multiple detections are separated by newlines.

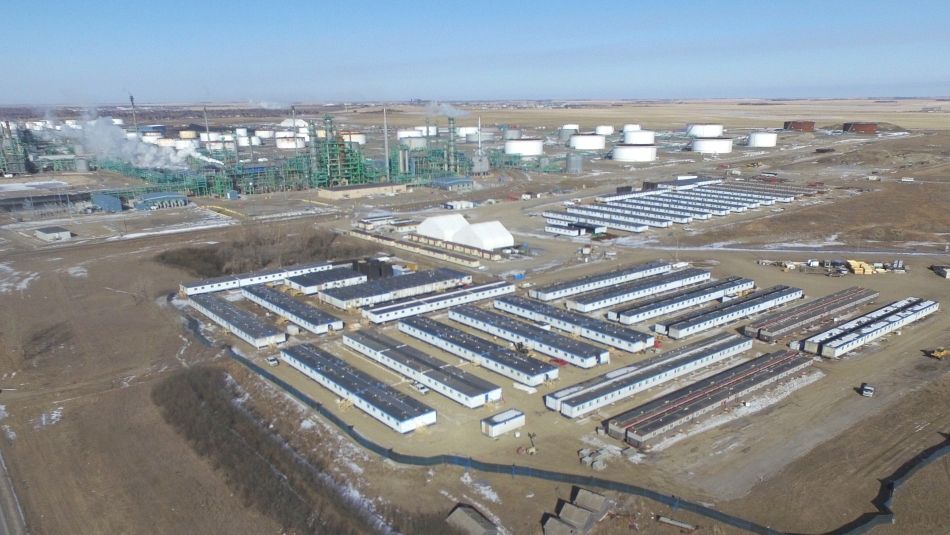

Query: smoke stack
left=448, top=117, right=456, bottom=173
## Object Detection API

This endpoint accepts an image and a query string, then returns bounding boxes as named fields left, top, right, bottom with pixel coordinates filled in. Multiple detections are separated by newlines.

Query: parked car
left=265, top=356, right=280, bottom=367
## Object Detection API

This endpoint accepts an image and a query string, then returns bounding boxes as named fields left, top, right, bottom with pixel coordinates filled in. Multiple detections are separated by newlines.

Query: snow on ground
left=0, top=180, right=68, bottom=192
left=0, top=405, right=7, bottom=420
left=66, top=265, right=88, bottom=278
left=32, top=406, right=64, bottom=430
left=650, top=370, right=825, bottom=452
left=1, top=425, right=15, bottom=441
left=0, top=263, right=38, bottom=294
left=460, top=472, right=501, bottom=503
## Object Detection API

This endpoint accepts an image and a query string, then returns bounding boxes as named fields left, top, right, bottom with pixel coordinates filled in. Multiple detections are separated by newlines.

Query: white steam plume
left=424, top=101, right=468, bottom=118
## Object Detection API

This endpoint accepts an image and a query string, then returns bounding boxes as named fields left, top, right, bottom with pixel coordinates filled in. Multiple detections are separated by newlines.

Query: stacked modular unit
left=743, top=287, right=879, bottom=342
left=398, top=316, right=559, bottom=386
left=565, top=269, right=711, bottom=312
left=319, top=268, right=472, bottom=309
left=448, top=305, right=609, bottom=368
left=545, top=333, right=752, bottom=418
left=343, top=331, right=502, bottom=408
left=658, top=285, right=804, bottom=339
left=529, top=261, right=672, bottom=301
left=494, top=295, right=654, bottom=353
left=608, top=277, right=755, bottom=325
left=188, top=293, right=286, bottom=348
left=361, top=280, right=514, bottom=323
left=280, top=344, right=436, bottom=433
left=241, top=284, right=344, bottom=334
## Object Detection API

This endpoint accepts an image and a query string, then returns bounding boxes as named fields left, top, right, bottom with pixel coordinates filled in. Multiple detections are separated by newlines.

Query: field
left=0, top=99, right=948, bottom=534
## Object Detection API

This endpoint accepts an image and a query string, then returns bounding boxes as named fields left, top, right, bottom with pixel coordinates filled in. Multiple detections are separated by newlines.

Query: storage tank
left=457, top=126, right=479, bottom=137
left=111, top=118, right=125, bottom=126
left=250, top=136, right=262, bottom=146
left=275, top=130, right=295, bottom=138
left=401, top=136, right=428, bottom=150
left=562, top=123, right=580, bottom=131
left=566, top=153, right=583, bottom=174
left=174, top=139, right=199, bottom=150
left=255, top=129, right=275, bottom=139
left=276, top=138, right=306, bottom=150
left=466, top=132, right=495, bottom=143
left=747, top=131, right=778, bottom=147
left=569, top=133, right=606, bottom=151
left=206, top=141, right=225, bottom=151
left=504, top=138, right=544, bottom=157
left=623, top=130, right=655, bottom=145
left=341, top=132, right=367, bottom=145
left=414, top=125, right=438, bottom=136
left=594, top=125, right=615, bottom=136
left=503, top=128, right=523, bottom=140
left=558, top=127, right=578, bottom=142
left=622, top=123, right=641, bottom=132
left=612, top=144, right=657, bottom=162
left=397, top=129, right=423, bottom=139
left=237, top=136, right=250, bottom=147
left=179, top=130, right=198, bottom=139
left=687, top=123, right=724, bottom=137
left=691, top=137, right=733, bottom=154
left=157, top=138, right=176, bottom=147
left=235, top=127, right=248, bottom=137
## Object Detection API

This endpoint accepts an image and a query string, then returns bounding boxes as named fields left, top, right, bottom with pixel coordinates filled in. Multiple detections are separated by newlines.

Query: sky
left=2, top=0, right=949, bottom=105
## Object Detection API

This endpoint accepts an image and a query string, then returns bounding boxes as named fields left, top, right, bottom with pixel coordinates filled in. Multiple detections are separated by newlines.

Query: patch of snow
left=2, top=425, right=15, bottom=441
left=66, top=265, right=88, bottom=278
left=32, top=406, right=64, bottom=430
left=300, top=418, right=316, bottom=430
left=0, top=263, right=39, bottom=294
left=0, top=180, right=68, bottom=193
left=460, top=471, right=500, bottom=503
left=0, top=405, right=7, bottom=420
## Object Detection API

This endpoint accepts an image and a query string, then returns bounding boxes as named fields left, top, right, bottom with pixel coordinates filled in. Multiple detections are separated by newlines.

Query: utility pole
left=383, top=107, right=391, bottom=182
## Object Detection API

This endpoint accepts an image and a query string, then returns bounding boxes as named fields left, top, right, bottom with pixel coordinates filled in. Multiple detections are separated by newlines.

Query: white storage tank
left=414, top=125, right=438, bottom=136
left=504, top=138, right=544, bottom=157
left=237, top=136, right=250, bottom=147
left=341, top=132, right=367, bottom=145
left=157, top=138, right=176, bottom=147
left=235, top=127, right=248, bottom=137
left=401, top=136, right=428, bottom=150
left=623, top=130, right=655, bottom=145
left=687, top=123, right=724, bottom=137
left=111, top=118, right=125, bottom=126
left=275, top=130, right=295, bottom=138
left=562, top=123, right=580, bottom=131
left=206, top=141, right=225, bottom=151
left=569, top=133, right=606, bottom=151
left=480, top=409, right=525, bottom=438
left=276, top=137, right=306, bottom=150
left=397, top=129, right=424, bottom=139
left=594, top=125, right=615, bottom=136
left=255, top=129, right=275, bottom=139
left=457, top=126, right=479, bottom=137
left=691, top=137, right=733, bottom=154
left=179, top=130, right=198, bottom=139
left=174, top=139, right=199, bottom=150
left=612, top=144, right=657, bottom=162
left=747, top=131, right=778, bottom=148
left=250, top=136, right=262, bottom=146
left=466, top=132, right=495, bottom=143
left=558, top=127, right=578, bottom=142
left=503, top=128, right=523, bottom=140
left=622, top=123, right=641, bottom=132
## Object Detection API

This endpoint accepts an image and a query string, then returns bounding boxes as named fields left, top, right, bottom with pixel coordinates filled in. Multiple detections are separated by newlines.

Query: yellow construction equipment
left=928, top=347, right=949, bottom=360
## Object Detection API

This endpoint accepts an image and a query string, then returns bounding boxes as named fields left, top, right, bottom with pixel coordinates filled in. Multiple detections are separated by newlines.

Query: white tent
left=417, top=214, right=469, bottom=241
left=452, top=221, right=514, bottom=251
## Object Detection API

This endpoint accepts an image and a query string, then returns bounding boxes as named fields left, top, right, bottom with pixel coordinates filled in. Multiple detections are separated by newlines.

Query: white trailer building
left=284, top=267, right=367, bottom=294
left=481, top=409, right=526, bottom=438
left=565, top=269, right=711, bottom=312
left=319, top=268, right=472, bottom=309
left=529, top=261, right=672, bottom=301
left=361, top=281, right=514, bottom=323
left=608, top=277, right=755, bottom=325
left=240, top=285, right=344, bottom=335
left=188, top=293, right=286, bottom=348
left=180, top=261, right=335, bottom=295
left=661, top=285, right=804, bottom=339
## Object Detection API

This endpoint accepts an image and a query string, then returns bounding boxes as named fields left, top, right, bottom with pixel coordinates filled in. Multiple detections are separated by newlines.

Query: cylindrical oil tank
left=235, top=127, right=248, bottom=137
left=559, top=128, right=578, bottom=142
left=622, top=123, right=641, bottom=132
left=275, top=130, right=295, bottom=138
left=179, top=130, right=198, bottom=139
left=206, top=141, right=225, bottom=151
left=623, top=130, right=655, bottom=145
left=594, top=125, right=614, bottom=136
left=223, top=142, right=236, bottom=151
left=237, top=136, right=250, bottom=147
left=397, top=129, right=423, bottom=139
left=111, top=118, right=125, bottom=126
left=414, top=125, right=438, bottom=136
left=747, top=131, right=777, bottom=147
left=250, top=136, right=262, bottom=146
left=612, top=144, right=657, bottom=162
left=562, top=123, right=580, bottom=131
left=466, top=132, right=495, bottom=143
left=255, top=129, right=275, bottom=139
left=566, top=153, right=583, bottom=174
left=457, top=126, right=479, bottom=137
left=503, top=128, right=523, bottom=140
left=401, top=136, right=428, bottom=150
left=174, top=139, right=198, bottom=150
left=504, top=138, right=544, bottom=157
left=569, top=133, right=606, bottom=151
left=687, top=123, right=724, bottom=137
left=691, top=137, right=733, bottom=154
left=275, top=138, right=306, bottom=150
left=341, top=132, right=367, bottom=145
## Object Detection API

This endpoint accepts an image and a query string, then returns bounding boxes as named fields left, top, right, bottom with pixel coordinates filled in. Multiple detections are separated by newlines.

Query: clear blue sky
left=3, top=0, right=948, bottom=105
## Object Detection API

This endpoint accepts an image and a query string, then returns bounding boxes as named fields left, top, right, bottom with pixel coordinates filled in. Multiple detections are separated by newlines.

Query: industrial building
left=494, top=295, right=655, bottom=353
left=657, top=285, right=804, bottom=339
left=179, top=261, right=335, bottom=295
left=564, top=269, right=711, bottom=312
left=319, top=268, right=471, bottom=309
left=529, top=261, right=672, bottom=301
left=133, top=192, right=188, bottom=210
left=797, top=298, right=939, bottom=358
left=34, top=226, right=72, bottom=242
left=280, top=343, right=436, bottom=434
left=481, top=409, right=525, bottom=438
left=284, top=267, right=367, bottom=295
left=606, top=350, right=813, bottom=448
left=188, top=293, right=286, bottom=348
left=608, top=277, right=755, bottom=325
left=342, top=331, right=502, bottom=408
left=843, top=122, right=879, bottom=135
left=744, top=287, right=879, bottom=342
left=361, top=280, right=515, bottom=323
left=545, top=333, right=752, bottom=418
left=240, top=284, right=343, bottom=335
left=398, top=316, right=559, bottom=386
left=784, top=120, right=816, bottom=132
left=448, top=306, right=609, bottom=368
left=415, top=213, right=515, bottom=252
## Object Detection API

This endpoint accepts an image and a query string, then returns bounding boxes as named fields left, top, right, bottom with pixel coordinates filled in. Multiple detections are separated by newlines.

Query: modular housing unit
left=799, top=298, right=939, bottom=358
left=797, top=297, right=923, bottom=353
left=240, top=284, right=343, bottom=334
left=546, top=333, right=752, bottom=418
left=607, top=350, right=813, bottom=448
left=448, top=305, right=609, bottom=368
left=188, top=293, right=286, bottom=348
left=659, top=285, right=804, bottom=339
left=609, top=277, right=755, bottom=324
left=398, top=316, right=559, bottom=386
left=744, top=286, right=879, bottom=342
left=280, top=344, right=436, bottom=433
left=617, top=198, right=721, bottom=217
left=180, top=261, right=335, bottom=295
left=481, top=409, right=526, bottom=438
left=541, top=211, right=649, bottom=233
left=529, top=261, right=672, bottom=301
left=564, top=206, right=673, bottom=228
left=361, top=280, right=515, bottom=323
left=342, top=331, right=501, bottom=408
left=545, top=223, right=586, bottom=237
left=659, top=193, right=746, bottom=213
left=704, top=185, right=794, bottom=203
left=319, top=268, right=472, bottom=309
left=284, top=267, right=367, bottom=294
left=494, top=295, right=654, bottom=353
left=597, top=203, right=695, bottom=223
left=565, top=268, right=711, bottom=312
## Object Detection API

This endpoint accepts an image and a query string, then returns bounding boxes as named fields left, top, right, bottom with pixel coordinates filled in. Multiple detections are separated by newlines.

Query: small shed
left=481, top=409, right=525, bottom=438
left=445, top=504, right=499, bottom=535
left=35, top=226, right=72, bottom=242
left=430, top=176, right=474, bottom=191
